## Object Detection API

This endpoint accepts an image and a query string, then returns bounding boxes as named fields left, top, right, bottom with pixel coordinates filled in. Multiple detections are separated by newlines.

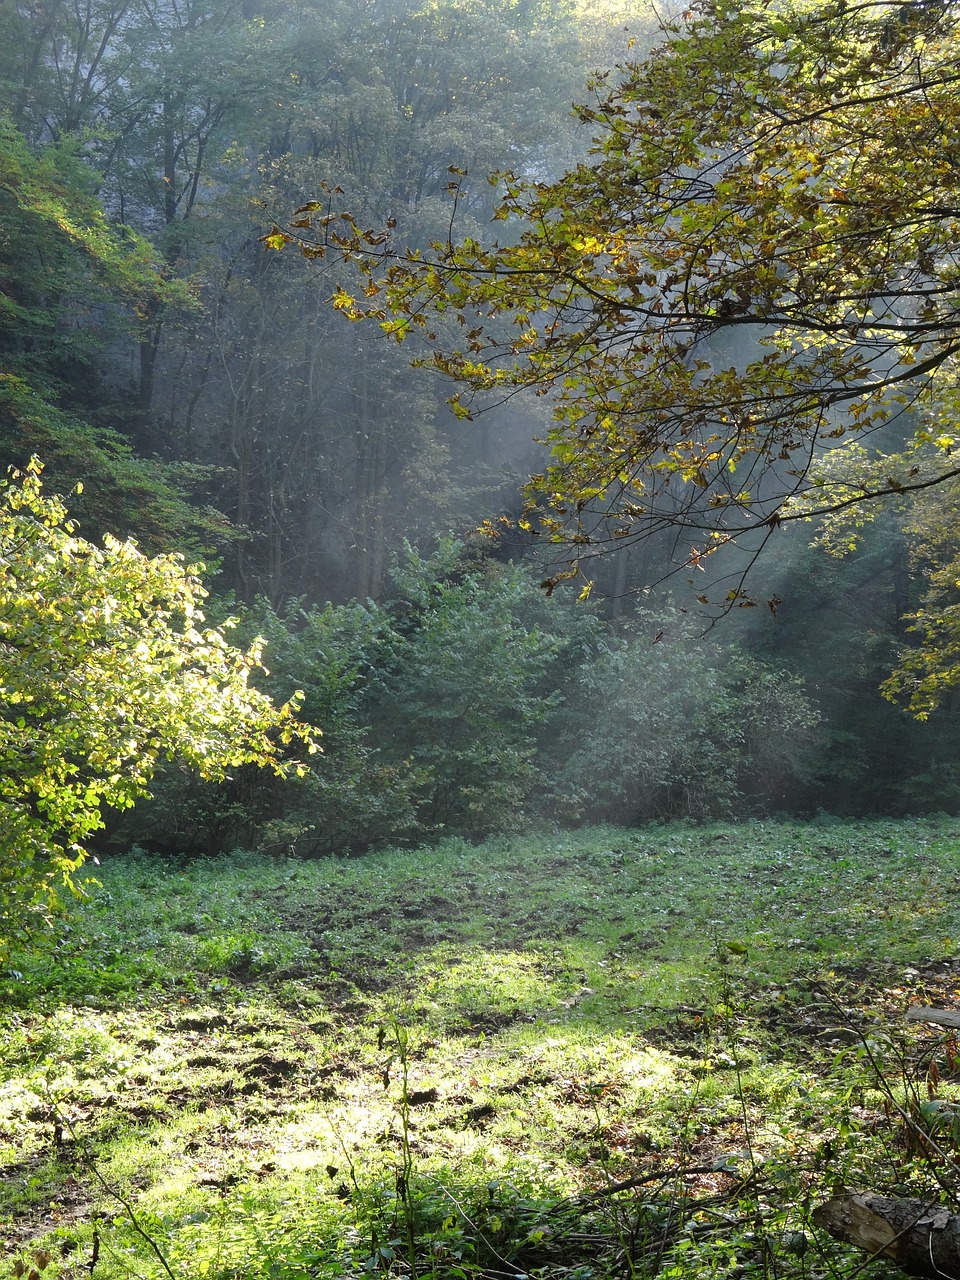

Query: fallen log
left=814, top=1191, right=960, bottom=1279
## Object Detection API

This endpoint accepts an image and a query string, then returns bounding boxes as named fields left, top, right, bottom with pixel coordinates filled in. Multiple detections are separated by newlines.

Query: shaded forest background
left=2, top=0, right=958, bottom=858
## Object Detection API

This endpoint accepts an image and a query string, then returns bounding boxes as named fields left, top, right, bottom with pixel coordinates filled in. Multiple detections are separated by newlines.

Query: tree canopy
left=284, top=0, right=960, bottom=599
left=0, top=461, right=315, bottom=952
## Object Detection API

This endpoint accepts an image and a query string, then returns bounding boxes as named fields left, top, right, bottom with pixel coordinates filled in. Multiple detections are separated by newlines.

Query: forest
left=5, top=0, right=960, bottom=1276
left=4, top=0, right=960, bottom=866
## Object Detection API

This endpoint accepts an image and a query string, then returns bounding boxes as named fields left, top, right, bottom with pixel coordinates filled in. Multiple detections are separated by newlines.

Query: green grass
left=3, top=817, right=960, bottom=1280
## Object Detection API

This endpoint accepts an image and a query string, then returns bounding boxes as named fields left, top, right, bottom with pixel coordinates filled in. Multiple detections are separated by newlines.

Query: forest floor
left=2, top=818, right=960, bottom=1280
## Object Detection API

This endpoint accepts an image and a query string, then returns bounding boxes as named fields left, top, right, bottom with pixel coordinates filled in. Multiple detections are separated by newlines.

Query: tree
left=5, top=0, right=657, bottom=603
left=0, top=116, right=233, bottom=557
left=0, top=114, right=160, bottom=400
left=756, top=382, right=960, bottom=725
left=0, top=461, right=315, bottom=954
left=360, top=539, right=585, bottom=838
left=169, top=0, right=600, bottom=602
left=880, top=460, right=960, bottom=719
left=285, top=0, right=960, bottom=599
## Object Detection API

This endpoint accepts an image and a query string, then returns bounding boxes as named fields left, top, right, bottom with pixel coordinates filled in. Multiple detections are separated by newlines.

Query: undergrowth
left=3, top=817, right=960, bottom=1280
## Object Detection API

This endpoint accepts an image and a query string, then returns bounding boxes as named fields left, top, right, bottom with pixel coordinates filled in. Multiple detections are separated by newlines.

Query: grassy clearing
left=3, top=818, right=960, bottom=1280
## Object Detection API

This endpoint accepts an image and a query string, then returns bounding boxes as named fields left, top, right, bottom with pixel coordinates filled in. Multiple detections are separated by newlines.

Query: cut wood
left=814, top=1191, right=960, bottom=1278
left=906, top=1008, right=960, bottom=1030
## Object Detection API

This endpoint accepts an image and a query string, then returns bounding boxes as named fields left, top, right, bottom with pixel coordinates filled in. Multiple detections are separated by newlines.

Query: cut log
left=814, top=1191, right=960, bottom=1279
left=906, top=1008, right=960, bottom=1030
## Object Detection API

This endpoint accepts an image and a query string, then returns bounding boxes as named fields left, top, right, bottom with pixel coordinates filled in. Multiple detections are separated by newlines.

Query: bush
left=126, top=548, right=821, bottom=857
left=0, top=461, right=312, bottom=950
left=549, top=617, right=820, bottom=822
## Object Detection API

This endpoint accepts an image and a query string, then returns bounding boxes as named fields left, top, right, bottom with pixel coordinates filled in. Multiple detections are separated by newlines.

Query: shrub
left=549, top=617, right=819, bottom=822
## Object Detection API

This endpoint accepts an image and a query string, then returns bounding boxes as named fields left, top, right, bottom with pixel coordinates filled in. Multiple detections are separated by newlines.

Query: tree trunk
left=814, top=1191, right=960, bottom=1278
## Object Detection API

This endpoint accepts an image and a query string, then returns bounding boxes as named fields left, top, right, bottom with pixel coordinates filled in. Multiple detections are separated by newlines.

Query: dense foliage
left=0, top=463, right=313, bottom=952
left=125, top=541, right=826, bottom=856
left=553, top=633, right=819, bottom=822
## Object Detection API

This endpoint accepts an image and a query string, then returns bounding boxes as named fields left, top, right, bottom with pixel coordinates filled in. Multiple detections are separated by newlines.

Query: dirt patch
left=176, top=1013, right=228, bottom=1032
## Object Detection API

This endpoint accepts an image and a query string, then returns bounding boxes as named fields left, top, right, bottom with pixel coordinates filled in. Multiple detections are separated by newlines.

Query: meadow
left=4, top=817, right=960, bottom=1280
